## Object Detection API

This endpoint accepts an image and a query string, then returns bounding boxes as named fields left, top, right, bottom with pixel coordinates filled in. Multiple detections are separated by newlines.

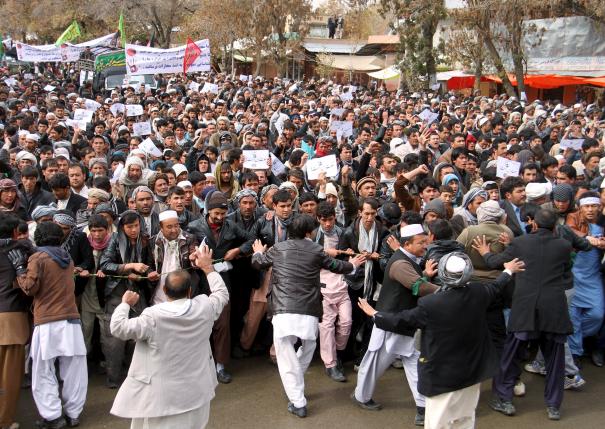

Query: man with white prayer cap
left=353, top=223, right=439, bottom=426
left=150, top=210, right=199, bottom=305
left=358, top=252, right=525, bottom=429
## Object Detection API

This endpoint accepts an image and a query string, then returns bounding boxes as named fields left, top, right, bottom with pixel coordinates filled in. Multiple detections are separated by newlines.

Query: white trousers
left=31, top=353, right=88, bottom=420
left=273, top=335, right=316, bottom=408
left=425, top=383, right=481, bottom=429
left=354, top=331, right=425, bottom=407
left=130, top=403, right=210, bottom=429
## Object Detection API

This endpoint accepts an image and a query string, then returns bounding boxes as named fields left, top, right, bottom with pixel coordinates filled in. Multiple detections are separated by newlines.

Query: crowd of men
left=1, top=62, right=605, bottom=429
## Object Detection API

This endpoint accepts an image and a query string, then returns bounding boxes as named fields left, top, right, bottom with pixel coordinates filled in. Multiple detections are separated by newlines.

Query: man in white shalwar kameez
left=109, top=245, right=228, bottom=429
left=251, top=214, right=365, bottom=418
left=353, top=223, right=439, bottom=426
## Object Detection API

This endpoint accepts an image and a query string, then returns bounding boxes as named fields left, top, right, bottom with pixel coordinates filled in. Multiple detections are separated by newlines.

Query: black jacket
left=18, top=182, right=55, bottom=219
left=187, top=215, right=254, bottom=259
left=65, top=193, right=88, bottom=217
left=483, top=228, right=573, bottom=334
left=251, top=239, right=354, bottom=318
left=65, top=230, right=95, bottom=295
left=374, top=272, right=511, bottom=397
left=0, top=239, right=35, bottom=313
left=342, top=218, right=389, bottom=289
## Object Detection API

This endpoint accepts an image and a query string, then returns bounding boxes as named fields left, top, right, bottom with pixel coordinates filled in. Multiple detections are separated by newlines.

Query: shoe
left=414, top=406, right=425, bottom=426
left=513, top=380, right=525, bottom=397
left=232, top=344, right=250, bottom=359
left=217, top=369, right=232, bottom=384
left=592, top=349, right=604, bottom=367
left=391, top=358, right=404, bottom=369
left=64, top=416, right=79, bottom=427
left=326, top=366, right=347, bottom=382
left=547, top=406, right=560, bottom=420
left=105, top=379, right=119, bottom=389
left=287, top=402, right=307, bottom=418
left=35, top=417, right=66, bottom=429
left=524, top=360, right=547, bottom=375
left=564, top=374, right=586, bottom=390
left=350, top=392, right=382, bottom=410
left=489, top=396, right=516, bottom=416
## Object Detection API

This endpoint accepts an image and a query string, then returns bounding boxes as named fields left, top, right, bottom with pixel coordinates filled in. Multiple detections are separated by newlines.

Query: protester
left=251, top=215, right=365, bottom=417
left=109, top=244, right=228, bottom=429
left=2, top=37, right=605, bottom=427
left=357, top=252, right=525, bottom=429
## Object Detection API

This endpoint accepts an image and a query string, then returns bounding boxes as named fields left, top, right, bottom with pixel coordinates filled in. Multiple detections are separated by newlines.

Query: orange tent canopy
left=483, top=74, right=605, bottom=89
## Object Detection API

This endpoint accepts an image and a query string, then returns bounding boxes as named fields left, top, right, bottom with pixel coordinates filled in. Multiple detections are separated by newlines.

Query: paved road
left=17, top=355, right=605, bottom=428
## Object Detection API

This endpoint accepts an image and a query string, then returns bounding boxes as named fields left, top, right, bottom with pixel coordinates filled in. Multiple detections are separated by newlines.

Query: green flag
left=119, top=13, right=126, bottom=48
left=0, top=35, right=4, bottom=58
left=55, top=20, right=81, bottom=46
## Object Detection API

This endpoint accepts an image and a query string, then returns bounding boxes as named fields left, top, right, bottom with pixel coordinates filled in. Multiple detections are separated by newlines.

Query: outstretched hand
left=358, top=298, right=377, bottom=317
left=503, top=258, right=525, bottom=274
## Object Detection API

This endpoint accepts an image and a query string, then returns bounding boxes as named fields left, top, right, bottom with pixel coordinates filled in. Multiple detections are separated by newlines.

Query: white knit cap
left=177, top=180, right=193, bottom=189
left=400, top=223, right=425, bottom=238
left=159, top=210, right=178, bottom=222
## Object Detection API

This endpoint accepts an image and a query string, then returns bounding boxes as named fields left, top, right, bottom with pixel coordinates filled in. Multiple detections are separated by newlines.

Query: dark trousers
left=492, top=332, right=565, bottom=408
left=212, top=302, right=231, bottom=365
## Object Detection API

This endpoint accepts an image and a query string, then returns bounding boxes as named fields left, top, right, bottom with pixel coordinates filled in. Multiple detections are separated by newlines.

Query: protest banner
left=126, top=104, right=144, bottom=117
left=201, top=82, right=218, bottom=93
left=133, top=122, right=152, bottom=136
left=559, top=138, right=584, bottom=151
left=306, top=154, right=338, bottom=180
left=73, top=109, right=94, bottom=123
left=110, top=103, right=125, bottom=116
left=418, top=109, right=439, bottom=124
left=17, top=34, right=116, bottom=63
left=84, top=99, right=101, bottom=111
left=496, top=156, right=521, bottom=179
left=270, top=153, right=286, bottom=177
left=243, top=150, right=269, bottom=169
left=139, top=138, right=162, bottom=157
left=125, top=40, right=211, bottom=75
left=330, top=120, right=353, bottom=140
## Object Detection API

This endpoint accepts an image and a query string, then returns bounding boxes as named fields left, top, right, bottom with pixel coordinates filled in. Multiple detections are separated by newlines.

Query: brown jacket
left=17, top=251, right=79, bottom=325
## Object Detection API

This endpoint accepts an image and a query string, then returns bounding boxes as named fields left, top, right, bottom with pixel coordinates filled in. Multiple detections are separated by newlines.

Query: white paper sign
left=43, top=85, right=56, bottom=92
left=201, top=82, right=218, bottom=94
left=139, top=138, right=162, bottom=157
left=270, top=153, right=286, bottom=177
left=84, top=99, right=101, bottom=111
left=65, top=118, right=88, bottom=130
left=4, top=77, right=17, bottom=86
left=132, top=122, right=152, bottom=136
left=330, top=108, right=345, bottom=117
left=125, top=40, right=211, bottom=75
left=418, top=108, right=439, bottom=124
left=239, top=74, right=248, bottom=82
left=559, top=138, right=584, bottom=151
left=243, top=150, right=269, bottom=170
left=73, top=109, right=93, bottom=123
left=274, top=113, right=289, bottom=135
left=341, top=91, right=353, bottom=101
left=110, top=103, right=125, bottom=116
left=330, top=120, right=354, bottom=140
left=496, top=156, right=521, bottom=179
left=23, top=73, right=34, bottom=80
left=306, top=154, right=338, bottom=180
left=126, top=104, right=144, bottom=117
left=188, top=82, right=200, bottom=92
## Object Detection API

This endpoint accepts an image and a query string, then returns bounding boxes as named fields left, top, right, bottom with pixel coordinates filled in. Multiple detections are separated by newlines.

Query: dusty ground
left=16, top=355, right=605, bottom=429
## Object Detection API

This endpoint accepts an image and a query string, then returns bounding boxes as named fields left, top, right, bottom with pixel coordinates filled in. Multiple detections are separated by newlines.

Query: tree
left=378, top=0, right=446, bottom=89
left=444, top=27, right=489, bottom=90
